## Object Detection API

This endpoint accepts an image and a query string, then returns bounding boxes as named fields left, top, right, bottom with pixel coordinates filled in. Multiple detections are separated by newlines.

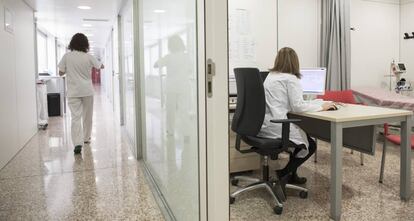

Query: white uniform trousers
left=68, top=96, right=94, bottom=147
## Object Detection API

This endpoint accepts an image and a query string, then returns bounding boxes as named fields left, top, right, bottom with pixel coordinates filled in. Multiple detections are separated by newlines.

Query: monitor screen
left=300, top=68, right=327, bottom=95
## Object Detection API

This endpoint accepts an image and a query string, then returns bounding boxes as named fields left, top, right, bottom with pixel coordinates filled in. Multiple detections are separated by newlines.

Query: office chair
left=259, top=71, right=269, bottom=82
left=230, top=68, right=308, bottom=215
left=316, top=90, right=365, bottom=165
left=379, top=123, right=414, bottom=183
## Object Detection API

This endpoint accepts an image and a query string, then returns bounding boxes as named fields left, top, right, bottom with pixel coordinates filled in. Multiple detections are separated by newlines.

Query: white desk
left=289, top=104, right=412, bottom=221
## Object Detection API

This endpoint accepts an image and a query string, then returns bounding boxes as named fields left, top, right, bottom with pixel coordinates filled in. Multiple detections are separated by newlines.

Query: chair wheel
left=230, top=196, right=235, bottom=204
left=299, top=191, right=308, bottom=199
left=273, top=206, right=283, bottom=215
left=231, top=179, right=239, bottom=186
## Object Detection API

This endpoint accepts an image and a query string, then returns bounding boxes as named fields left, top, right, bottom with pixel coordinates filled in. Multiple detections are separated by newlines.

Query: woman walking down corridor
left=58, top=33, right=104, bottom=154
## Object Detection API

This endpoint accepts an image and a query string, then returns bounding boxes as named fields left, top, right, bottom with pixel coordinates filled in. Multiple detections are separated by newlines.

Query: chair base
left=230, top=179, right=284, bottom=214
left=230, top=175, right=308, bottom=215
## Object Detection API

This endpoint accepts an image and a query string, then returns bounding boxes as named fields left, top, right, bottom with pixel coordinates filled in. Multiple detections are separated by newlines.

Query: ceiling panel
left=25, top=0, right=123, bottom=51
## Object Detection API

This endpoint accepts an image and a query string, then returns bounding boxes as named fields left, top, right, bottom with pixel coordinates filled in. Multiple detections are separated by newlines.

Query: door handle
left=207, top=58, right=215, bottom=98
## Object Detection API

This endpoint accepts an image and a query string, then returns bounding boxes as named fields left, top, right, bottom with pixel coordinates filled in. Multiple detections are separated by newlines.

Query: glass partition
left=141, top=0, right=199, bottom=219
left=122, top=2, right=137, bottom=150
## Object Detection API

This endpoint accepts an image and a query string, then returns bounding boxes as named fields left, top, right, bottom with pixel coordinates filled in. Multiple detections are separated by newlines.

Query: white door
left=204, top=0, right=230, bottom=219
left=120, top=1, right=138, bottom=156
left=117, top=15, right=125, bottom=126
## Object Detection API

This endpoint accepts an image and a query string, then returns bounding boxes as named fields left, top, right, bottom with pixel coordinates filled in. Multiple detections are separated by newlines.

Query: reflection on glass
left=122, top=3, right=136, bottom=149
left=142, top=0, right=199, bottom=219
left=154, top=35, right=193, bottom=147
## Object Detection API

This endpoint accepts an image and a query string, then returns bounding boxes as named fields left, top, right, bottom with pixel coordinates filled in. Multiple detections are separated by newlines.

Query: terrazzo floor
left=0, top=88, right=164, bottom=221
left=230, top=138, right=414, bottom=221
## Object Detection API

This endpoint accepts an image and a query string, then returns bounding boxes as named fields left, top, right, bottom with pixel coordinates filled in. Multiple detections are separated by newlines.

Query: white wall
left=228, top=0, right=321, bottom=73
left=0, top=0, right=37, bottom=169
left=229, top=0, right=407, bottom=90
left=228, top=0, right=278, bottom=72
left=350, top=0, right=400, bottom=89
left=400, top=0, right=414, bottom=84
left=278, top=0, right=321, bottom=67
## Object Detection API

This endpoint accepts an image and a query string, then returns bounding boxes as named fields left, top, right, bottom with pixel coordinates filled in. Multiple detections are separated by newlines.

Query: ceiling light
left=78, top=6, right=91, bottom=10
left=82, top=24, right=92, bottom=27
left=153, top=9, right=166, bottom=13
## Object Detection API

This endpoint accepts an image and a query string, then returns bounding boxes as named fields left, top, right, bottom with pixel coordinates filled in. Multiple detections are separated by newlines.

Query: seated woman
left=258, top=47, right=335, bottom=184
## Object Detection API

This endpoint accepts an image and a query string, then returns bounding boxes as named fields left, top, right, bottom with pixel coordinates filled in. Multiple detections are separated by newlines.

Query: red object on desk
left=317, top=90, right=357, bottom=104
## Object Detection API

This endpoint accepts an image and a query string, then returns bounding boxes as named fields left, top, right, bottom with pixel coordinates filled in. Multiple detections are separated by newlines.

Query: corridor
left=0, top=87, right=164, bottom=220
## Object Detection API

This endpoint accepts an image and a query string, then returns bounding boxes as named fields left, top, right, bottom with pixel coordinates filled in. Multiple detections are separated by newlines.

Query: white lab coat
left=58, top=51, right=101, bottom=147
left=58, top=51, right=101, bottom=97
left=258, top=72, right=322, bottom=158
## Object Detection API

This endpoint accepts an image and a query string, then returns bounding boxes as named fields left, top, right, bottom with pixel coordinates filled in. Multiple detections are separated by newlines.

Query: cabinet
left=229, top=114, right=260, bottom=173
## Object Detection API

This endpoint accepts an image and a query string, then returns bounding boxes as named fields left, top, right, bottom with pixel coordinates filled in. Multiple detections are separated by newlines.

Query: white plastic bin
left=36, top=82, right=48, bottom=129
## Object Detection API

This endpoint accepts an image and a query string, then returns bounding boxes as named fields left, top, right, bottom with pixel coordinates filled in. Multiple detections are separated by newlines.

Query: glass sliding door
left=121, top=1, right=137, bottom=151
left=140, top=0, right=199, bottom=220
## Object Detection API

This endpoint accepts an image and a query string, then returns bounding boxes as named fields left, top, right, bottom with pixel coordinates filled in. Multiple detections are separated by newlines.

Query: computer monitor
left=300, top=68, right=327, bottom=95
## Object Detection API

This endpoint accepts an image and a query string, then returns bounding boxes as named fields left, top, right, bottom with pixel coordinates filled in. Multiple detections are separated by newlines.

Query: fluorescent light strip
left=78, top=5, right=91, bottom=10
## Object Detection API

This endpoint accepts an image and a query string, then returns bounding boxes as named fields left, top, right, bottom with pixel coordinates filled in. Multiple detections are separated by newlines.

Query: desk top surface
left=290, top=104, right=412, bottom=123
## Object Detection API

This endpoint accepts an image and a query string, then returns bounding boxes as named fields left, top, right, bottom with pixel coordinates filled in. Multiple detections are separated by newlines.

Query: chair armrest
left=270, top=119, right=301, bottom=148
left=270, top=119, right=301, bottom=123
left=234, top=135, right=254, bottom=154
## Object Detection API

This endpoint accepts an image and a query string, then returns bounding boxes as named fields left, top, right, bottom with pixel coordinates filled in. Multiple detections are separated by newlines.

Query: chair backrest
left=317, top=90, right=357, bottom=104
left=231, top=68, right=266, bottom=136
left=260, top=71, right=269, bottom=82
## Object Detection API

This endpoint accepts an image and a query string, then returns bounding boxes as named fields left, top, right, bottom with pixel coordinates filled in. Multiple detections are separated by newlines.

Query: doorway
left=131, top=0, right=230, bottom=220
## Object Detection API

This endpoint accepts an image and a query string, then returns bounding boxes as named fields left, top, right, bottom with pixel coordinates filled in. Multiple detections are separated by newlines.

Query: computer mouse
left=327, top=105, right=338, bottom=111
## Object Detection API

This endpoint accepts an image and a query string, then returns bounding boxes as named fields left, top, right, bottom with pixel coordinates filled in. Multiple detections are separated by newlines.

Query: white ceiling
left=24, top=0, right=123, bottom=52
